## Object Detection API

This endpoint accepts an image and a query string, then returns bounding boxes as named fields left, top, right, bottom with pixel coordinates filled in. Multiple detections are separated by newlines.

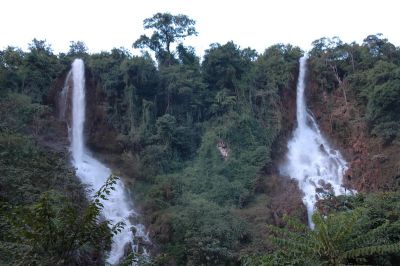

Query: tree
left=22, top=39, right=62, bottom=102
left=0, top=122, right=124, bottom=265
left=28, top=39, right=53, bottom=55
left=363, top=34, right=397, bottom=60
left=245, top=198, right=400, bottom=266
left=176, top=43, right=199, bottom=66
left=133, top=13, right=198, bottom=65
left=365, top=61, right=400, bottom=142
left=202, top=42, right=255, bottom=102
left=0, top=47, right=24, bottom=93
left=0, top=175, right=124, bottom=265
left=310, top=37, right=349, bottom=86
left=68, top=41, right=88, bottom=57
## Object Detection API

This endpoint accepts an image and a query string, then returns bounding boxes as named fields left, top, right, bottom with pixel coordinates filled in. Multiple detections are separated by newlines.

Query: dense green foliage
left=133, top=12, right=197, bottom=66
left=1, top=12, right=400, bottom=265
left=244, top=192, right=400, bottom=265
left=308, top=34, right=400, bottom=143
left=88, top=35, right=301, bottom=263
left=0, top=39, right=64, bottom=103
left=121, top=19, right=301, bottom=263
left=0, top=92, right=121, bottom=264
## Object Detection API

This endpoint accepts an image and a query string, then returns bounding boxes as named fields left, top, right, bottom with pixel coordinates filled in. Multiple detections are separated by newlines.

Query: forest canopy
left=1, top=13, right=400, bottom=265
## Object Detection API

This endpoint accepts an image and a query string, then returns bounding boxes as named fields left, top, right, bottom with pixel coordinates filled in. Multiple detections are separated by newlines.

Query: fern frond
left=343, top=243, right=400, bottom=259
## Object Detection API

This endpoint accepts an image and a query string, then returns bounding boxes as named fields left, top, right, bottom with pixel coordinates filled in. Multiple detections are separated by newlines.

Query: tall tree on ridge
left=133, top=12, right=198, bottom=66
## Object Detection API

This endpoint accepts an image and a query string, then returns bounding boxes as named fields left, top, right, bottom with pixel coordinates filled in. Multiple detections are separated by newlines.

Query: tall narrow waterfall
left=282, top=56, right=348, bottom=228
left=63, top=59, right=150, bottom=264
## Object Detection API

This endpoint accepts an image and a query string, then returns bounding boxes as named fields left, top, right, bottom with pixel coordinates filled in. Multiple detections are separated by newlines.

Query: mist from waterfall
left=281, top=56, right=348, bottom=228
left=62, top=59, right=150, bottom=264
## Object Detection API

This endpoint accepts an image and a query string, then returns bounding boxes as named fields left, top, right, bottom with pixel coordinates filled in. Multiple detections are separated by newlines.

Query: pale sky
left=1, top=0, right=399, bottom=57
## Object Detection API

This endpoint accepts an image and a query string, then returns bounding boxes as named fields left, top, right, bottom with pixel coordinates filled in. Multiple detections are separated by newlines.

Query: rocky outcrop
left=217, top=140, right=229, bottom=160
left=307, top=79, right=400, bottom=192
left=48, top=65, right=121, bottom=154
left=270, top=76, right=298, bottom=170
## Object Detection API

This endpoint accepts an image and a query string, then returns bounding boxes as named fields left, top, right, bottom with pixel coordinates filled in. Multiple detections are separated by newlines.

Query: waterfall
left=63, top=59, right=150, bottom=264
left=282, top=56, right=348, bottom=228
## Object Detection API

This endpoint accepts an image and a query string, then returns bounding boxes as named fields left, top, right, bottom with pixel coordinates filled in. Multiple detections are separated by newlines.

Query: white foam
left=67, top=59, right=150, bottom=264
left=282, top=56, right=348, bottom=228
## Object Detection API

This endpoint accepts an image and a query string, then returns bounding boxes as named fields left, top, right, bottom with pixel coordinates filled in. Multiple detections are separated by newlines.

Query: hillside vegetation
left=1, top=13, right=399, bottom=265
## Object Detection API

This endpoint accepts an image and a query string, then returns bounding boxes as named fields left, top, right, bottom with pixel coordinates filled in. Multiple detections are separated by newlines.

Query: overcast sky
left=1, top=0, right=399, bottom=57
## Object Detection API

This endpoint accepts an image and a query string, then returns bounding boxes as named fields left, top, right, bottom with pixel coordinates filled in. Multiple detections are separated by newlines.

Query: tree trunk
left=341, top=81, right=348, bottom=107
left=330, top=64, right=348, bottom=107
left=349, top=51, right=355, bottom=72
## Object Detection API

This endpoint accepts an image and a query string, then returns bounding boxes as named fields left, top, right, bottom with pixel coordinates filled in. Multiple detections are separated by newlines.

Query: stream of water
left=62, top=59, right=150, bottom=264
left=281, top=56, right=348, bottom=228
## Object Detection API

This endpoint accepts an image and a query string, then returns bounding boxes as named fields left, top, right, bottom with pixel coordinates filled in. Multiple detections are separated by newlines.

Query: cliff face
left=48, top=66, right=121, bottom=153
left=84, top=68, right=121, bottom=154
left=271, top=76, right=297, bottom=167
left=262, top=70, right=307, bottom=225
left=307, top=79, right=400, bottom=192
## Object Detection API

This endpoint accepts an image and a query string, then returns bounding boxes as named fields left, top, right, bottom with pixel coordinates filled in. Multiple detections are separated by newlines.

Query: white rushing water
left=282, top=56, right=348, bottom=228
left=65, top=59, right=150, bottom=264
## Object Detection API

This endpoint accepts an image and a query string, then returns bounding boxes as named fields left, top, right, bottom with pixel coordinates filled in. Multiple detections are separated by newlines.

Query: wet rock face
left=48, top=66, right=121, bottom=154
left=271, top=79, right=297, bottom=168
left=262, top=77, right=307, bottom=224
left=307, top=79, right=400, bottom=193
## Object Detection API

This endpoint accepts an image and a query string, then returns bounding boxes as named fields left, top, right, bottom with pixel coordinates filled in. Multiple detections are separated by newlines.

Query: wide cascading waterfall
left=65, top=59, right=150, bottom=264
left=282, top=56, right=348, bottom=228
